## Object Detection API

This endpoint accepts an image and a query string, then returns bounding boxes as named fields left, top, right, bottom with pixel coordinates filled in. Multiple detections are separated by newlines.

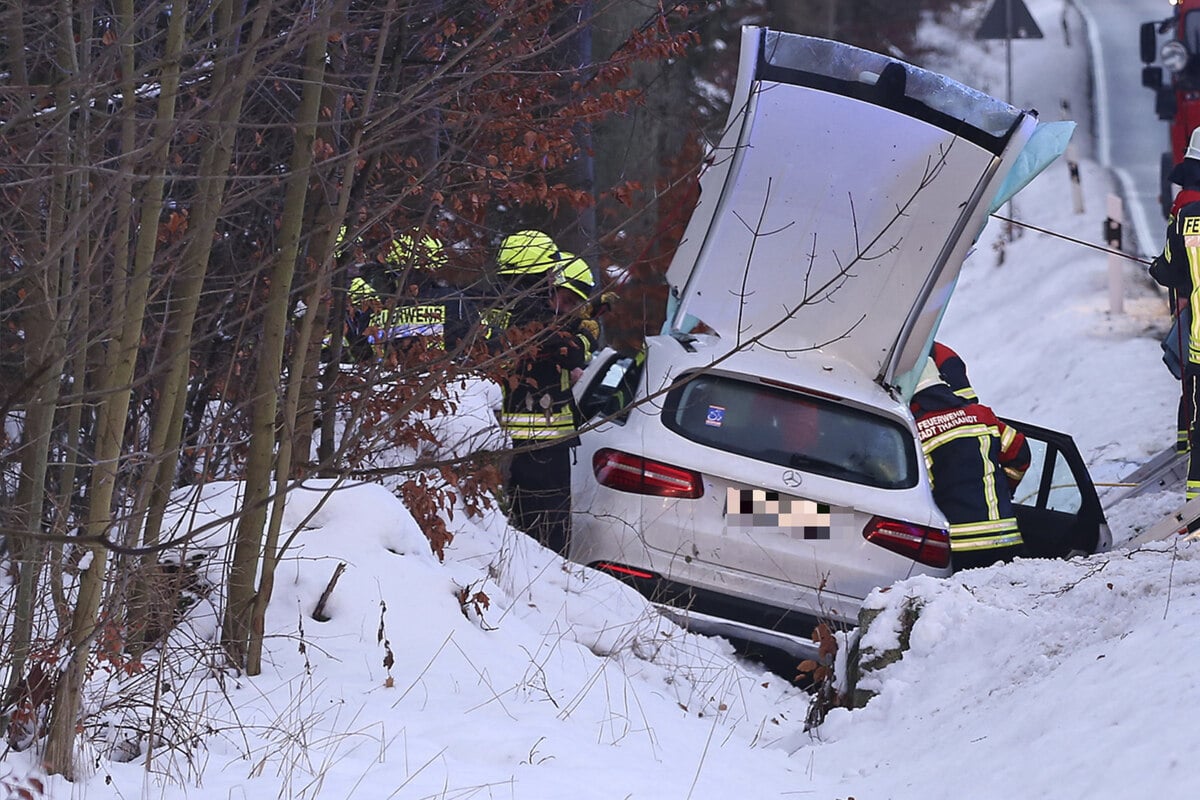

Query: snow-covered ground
left=16, top=1, right=1200, bottom=798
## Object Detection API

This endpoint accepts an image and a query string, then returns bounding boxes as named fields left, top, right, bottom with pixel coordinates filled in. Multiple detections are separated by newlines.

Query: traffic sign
left=975, top=0, right=1044, bottom=40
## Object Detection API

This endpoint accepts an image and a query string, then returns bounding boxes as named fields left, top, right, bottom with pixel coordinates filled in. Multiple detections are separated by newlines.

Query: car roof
left=664, top=29, right=1042, bottom=389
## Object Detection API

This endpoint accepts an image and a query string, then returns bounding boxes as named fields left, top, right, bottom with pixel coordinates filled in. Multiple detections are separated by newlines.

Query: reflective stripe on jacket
left=499, top=409, right=577, bottom=440
left=370, top=304, right=447, bottom=347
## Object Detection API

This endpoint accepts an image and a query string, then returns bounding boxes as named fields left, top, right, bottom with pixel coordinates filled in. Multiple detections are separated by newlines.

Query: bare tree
left=0, top=0, right=701, bottom=778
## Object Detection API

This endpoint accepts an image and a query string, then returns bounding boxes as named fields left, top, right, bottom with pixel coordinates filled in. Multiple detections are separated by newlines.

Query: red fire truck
left=1141, top=0, right=1200, bottom=217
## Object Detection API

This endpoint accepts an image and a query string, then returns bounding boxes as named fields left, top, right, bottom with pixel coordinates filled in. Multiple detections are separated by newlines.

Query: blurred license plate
left=725, top=488, right=830, bottom=539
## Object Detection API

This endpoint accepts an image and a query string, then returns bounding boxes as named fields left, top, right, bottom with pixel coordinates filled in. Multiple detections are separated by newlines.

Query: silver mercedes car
left=567, top=29, right=1109, bottom=664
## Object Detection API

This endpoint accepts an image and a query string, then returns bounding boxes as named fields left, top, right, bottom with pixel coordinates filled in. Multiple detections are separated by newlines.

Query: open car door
left=1004, top=418, right=1111, bottom=558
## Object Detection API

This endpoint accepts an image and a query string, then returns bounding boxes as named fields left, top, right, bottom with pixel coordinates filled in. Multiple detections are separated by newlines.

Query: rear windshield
left=759, top=31, right=1020, bottom=140
left=662, top=373, right=917, bottom=490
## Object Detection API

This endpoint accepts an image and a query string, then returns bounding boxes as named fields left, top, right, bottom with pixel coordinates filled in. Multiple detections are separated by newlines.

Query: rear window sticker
left=705, top=405, right=726, bottom=427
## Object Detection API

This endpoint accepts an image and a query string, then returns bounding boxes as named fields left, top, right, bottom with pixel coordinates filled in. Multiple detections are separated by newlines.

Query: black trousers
left=1187, top=367, right=1200, bottom=500
left=950, top=543, right=1023, bottom=573
left=509, top=444, right=573, bottom=555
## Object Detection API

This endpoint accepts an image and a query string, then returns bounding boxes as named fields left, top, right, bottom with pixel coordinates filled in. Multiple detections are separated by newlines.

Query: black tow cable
left=989, top=213, right=1153, bottom=267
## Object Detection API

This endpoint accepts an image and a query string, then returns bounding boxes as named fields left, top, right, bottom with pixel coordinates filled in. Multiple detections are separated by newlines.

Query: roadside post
left=1105, top=195, right=1125, bottom=314
left=1062, top=100, right=1084, bottom=214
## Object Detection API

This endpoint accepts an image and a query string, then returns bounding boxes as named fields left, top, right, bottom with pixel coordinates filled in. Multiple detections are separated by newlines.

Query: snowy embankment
left=20, top=1, right=1200, bottom=798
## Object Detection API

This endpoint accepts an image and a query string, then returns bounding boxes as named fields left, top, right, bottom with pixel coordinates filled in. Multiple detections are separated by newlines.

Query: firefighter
left=929, top=341, right=1028, bottom=490
left=1151, top=127, right=1200, bottom=496
left=552, top=254, right=599, bottom=364
left=321, top=225, right=383, bottom=364
left=910, top=358, right=1031, bottom=571
left=1160, top=129, right=1200, bottom=453
left=1168, top=139, right=1200, bottom=219
left=499, top=251, right=597, bottom=555
left=370, top=231, right=476, bottom=357
left=341, top=273, right=382, bottom=363
left=320, top=270, right=385, bottom=365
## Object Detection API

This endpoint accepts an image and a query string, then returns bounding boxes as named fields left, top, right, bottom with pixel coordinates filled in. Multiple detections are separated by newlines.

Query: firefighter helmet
left=496, top=230, right=560, bottom=275
left=1186, top=128, right=1200, bottom=162
left=386, top=231, right=446, bottom=272
left=348, top=275, right=379, bottom=305
left=555, top=254, right=595, bottom=301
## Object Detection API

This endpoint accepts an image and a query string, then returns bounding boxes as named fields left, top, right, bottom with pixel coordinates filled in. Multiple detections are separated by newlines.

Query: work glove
left=578, top=318, right=600, bottom=343
left=591, top=291, right=619, bottom=317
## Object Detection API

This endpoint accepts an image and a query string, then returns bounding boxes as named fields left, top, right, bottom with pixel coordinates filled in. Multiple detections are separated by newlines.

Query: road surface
left=1075, top=0, right=1171, bottom=257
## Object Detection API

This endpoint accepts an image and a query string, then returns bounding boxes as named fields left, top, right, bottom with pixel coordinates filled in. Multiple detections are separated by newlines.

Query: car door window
left=577, top=350, right=646, bottom=423
left=1012, top=437, right=1083, bottom=515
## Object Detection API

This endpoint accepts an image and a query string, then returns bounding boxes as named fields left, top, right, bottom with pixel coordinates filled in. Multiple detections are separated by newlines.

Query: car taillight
left=593, top=448, right=704, bottom=498
left=592, top=562, right=657, bottom=581
left=862, top=516, right=950, bottom=569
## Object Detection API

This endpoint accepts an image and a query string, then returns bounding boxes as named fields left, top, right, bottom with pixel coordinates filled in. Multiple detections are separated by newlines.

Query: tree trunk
left=127, top=0, right=269, bottom=654
left=590, top=2, right=691, bottom=248
left=225, top=7, right=331, bottom=673
left=0, top=0, right=62, bottom=708
left=44, top=0, right=188, bottom=776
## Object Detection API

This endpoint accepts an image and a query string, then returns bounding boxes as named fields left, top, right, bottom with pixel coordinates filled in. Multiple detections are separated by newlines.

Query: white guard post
left=1106, top=194, right=1124, bottom=315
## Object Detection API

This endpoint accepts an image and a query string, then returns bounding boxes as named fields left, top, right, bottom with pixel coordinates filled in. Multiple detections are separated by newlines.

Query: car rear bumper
left=587, top=561, right=834, bottom=662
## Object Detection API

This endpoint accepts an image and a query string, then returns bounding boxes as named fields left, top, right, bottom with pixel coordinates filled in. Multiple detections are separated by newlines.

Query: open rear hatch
left=664, top=29, right=1053, bottom=389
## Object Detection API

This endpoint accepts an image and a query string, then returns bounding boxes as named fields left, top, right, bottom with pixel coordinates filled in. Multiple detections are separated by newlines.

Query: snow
left=15, top=1, right=1200, bottom=798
